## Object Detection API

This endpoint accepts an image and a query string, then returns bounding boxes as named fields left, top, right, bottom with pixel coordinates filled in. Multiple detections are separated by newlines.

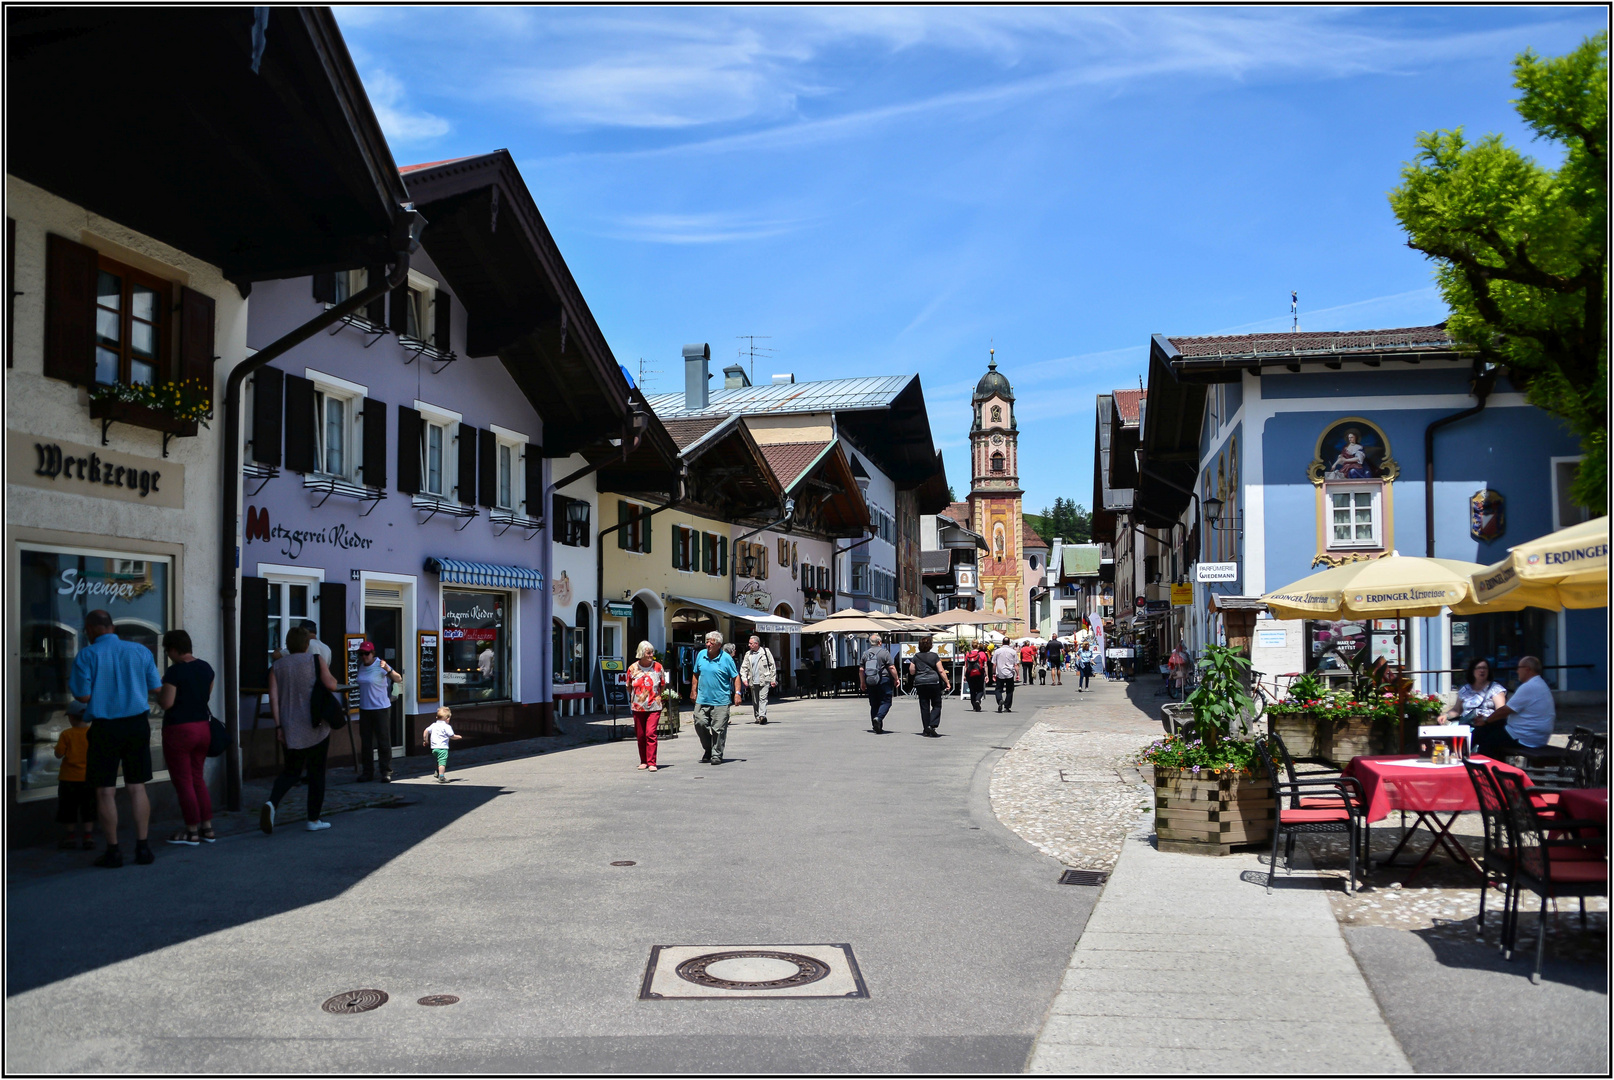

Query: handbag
left=206, top=711, right=228, bottom=757
left=311, top=656, right=348, bottom=730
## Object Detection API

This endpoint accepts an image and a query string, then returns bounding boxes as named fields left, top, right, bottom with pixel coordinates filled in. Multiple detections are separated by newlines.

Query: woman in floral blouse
left=629, top=640, right=667, bottom=771
left=1443, top=656, right=1506, bottom=726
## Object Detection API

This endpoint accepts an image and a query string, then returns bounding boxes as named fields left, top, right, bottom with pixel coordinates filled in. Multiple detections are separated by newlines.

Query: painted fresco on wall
left=1318, top=422, right=1385, bottom=479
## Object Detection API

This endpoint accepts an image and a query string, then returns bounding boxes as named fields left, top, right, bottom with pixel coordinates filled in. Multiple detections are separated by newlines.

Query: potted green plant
left=1139, top=644, right=1274, bottom=856
left=657, top=687, right=681, bottom=738
left=89, top=377, right=212, bottom=439
left=1264, top=666, right=1444, bottom=767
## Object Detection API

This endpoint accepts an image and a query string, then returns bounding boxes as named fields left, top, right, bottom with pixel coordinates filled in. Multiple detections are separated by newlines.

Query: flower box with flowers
left=89, top=378, right=212, bottom=440
left=1265, top=691, right=1444, bottom=767
left=657, top=688, right=681, bottom=738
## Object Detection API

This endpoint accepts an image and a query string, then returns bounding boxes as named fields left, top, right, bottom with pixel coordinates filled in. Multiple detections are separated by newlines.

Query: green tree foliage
left=1390, top=34, right=1608, bottom=507
left=1031, top=497, right=1093, bottom=544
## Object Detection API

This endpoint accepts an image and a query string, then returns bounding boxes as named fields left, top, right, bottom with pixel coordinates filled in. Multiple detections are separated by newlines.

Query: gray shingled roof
left=647, top=374, right=916, bottom=419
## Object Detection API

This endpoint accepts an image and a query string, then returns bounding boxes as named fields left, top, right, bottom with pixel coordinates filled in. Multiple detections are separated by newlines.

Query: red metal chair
left=1495, top=770, right=1608, bottom=984
left=1256, top=736, right=1369, bottom=895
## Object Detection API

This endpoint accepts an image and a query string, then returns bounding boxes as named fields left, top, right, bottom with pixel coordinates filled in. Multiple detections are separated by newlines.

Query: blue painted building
left=1133, top=326, right=1603, bottom=700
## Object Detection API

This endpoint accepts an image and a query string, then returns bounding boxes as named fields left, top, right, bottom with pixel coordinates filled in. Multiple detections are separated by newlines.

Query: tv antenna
left=636, top=357, right=661, bottom=395
left=1291, top=290, right=1299, bottom=333
left=736, top=335, right=774, bottom=384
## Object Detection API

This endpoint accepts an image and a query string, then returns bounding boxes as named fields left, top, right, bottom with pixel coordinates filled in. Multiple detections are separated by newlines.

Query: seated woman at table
left=1443, top=657, right=1506, bottom=726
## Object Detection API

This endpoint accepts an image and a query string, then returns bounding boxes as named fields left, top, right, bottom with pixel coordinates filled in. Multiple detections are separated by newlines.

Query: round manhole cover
left=675, top=950, right=831, bottom=991
left=417, top=994, right=460, bottom=1006
left=322, top=989, right=388, bottom=1014
left=610, top=860, right=637, bottom=866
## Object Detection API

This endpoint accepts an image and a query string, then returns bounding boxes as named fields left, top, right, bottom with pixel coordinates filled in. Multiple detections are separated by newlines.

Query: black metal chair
left=1519, top=726, right=1601, bottom=786
left=1463, top=758, right=1519, bottom=947
left=1255, top=736, right=1369, bottom=895
left=1494, top=770, right=1608, bottom=984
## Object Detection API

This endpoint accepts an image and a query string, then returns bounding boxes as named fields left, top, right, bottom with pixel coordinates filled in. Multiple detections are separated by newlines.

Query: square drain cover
left=640, top=943, right=867, bottom=999
left=1059, top=869, right=1109, bottom=886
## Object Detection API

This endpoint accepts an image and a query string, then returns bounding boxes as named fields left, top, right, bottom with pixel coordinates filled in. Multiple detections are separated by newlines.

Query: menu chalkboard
left=343, top=634, right=366, bottom=712
left=417, top=631, right=440, bottom=703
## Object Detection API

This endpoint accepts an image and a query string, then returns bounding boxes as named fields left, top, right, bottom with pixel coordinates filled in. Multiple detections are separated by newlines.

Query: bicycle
left=1248, top=669, right=1300, bottom=733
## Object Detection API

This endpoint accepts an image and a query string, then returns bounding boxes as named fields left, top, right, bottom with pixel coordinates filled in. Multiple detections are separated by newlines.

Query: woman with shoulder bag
left=157, top=629, right=216, bottom=845
left=354, top=641, right=404, bottom=782
left=628, top=641, right=667, bottom=771
left=909, top=636, right=952, bottom=737
left=262, top=627, right=341, bottom=835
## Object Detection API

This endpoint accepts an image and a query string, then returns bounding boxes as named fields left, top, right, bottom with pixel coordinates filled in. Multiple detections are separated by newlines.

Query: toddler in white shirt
left=423, top=707, right=461, bottom=783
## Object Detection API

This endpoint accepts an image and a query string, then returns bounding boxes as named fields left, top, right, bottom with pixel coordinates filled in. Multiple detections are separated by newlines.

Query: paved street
left=6, top=683, right=1094, bottom=1074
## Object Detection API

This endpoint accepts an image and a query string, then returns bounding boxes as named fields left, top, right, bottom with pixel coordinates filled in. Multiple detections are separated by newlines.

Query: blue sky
left=334, top=5, right=1604, bottom=517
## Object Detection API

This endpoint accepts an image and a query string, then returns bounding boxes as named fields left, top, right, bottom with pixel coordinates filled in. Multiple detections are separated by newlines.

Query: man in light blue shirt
left=70, top=609, right=162, bottom=867
left=1475, top=655, right=1555, bottom=755
left=689, top=631, right=741, bottom=765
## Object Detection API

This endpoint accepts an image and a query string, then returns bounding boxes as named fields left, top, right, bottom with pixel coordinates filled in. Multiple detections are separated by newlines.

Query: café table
left=1555, top=787, right=1608, bottom=840
left=1343, top=754, right=1532, bottom=884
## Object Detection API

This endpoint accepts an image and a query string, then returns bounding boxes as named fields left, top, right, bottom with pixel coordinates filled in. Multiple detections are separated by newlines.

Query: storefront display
left=442, top=589, right=511, bottom=706
left=16, top=546, right=171, bottom=799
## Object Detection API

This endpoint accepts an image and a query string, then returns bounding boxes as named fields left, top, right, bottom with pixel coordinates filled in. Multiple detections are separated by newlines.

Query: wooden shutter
left=456, top=423, right=476, bottom=505
left=671, top=523, right=680, bottom=569
left=178, top=286, right=215, bottom=406
left=361, top=397, right=387, bottom=488
left=758, top=543, right=768, bottom=580
left=478, top=428, right=497, bottom=507
left=319, top=581, right=347, bottom=662
left=311, top=272, right=336, bottom=304
left=282, top=373, right=315, bottom=474
left=525, top=447, right=542, bottom=519
left=239, top=576, right=269, bottom=692
left=618, top=500, right=630, bottom=550
left=433, top=290, right=452, bottom=352
left=396, top=405, right=421, bottom=495
left=250, top=366, right=283, bottom=467
left=364, top=266, right=385, bottom=325
left=699, top=531, right=709, bottom=574
left=641, top=507, right=652, bottom=554
left=43, top=233, right=97, bottom=385
left=579, top=500, right=590, bottom=547
left=389, top=279, right=410, bottom=335
left=718, top=537, right=727, bottom=576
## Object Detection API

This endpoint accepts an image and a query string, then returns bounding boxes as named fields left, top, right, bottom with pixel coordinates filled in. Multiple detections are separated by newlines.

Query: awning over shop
left=426, top=558, right=544, bottom=590
left=668, top=595, right=803, bottom=633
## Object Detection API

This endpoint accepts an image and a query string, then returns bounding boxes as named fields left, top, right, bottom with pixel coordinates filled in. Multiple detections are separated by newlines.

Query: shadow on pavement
left=6, top=782, right=504, bottom=996
left=1409, top=922, right=1609, bottom=992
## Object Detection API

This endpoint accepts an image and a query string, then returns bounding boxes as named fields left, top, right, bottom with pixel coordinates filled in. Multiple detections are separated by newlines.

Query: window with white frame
left=489, top=426, right=529, bottom=514
left=1325, top=482, right=1383, bottom=549
left=1551, top=456, right=1591, bottom=530
left=265, top=575, right=321, bottom=663
left=308, top=370, right=367, bottom=483
left=415, top=401, right=461, bottom=500
left=400, top=271, right=439, bottom=343
left=331, top=268, right=365, bottom=304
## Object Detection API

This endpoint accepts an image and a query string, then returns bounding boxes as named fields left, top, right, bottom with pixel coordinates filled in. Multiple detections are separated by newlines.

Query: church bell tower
left=967, top=349, right=1025, bottom=619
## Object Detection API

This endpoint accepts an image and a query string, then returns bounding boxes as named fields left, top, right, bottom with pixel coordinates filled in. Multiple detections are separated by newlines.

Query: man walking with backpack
left=858, top=633, right=899, bottom=734
left=963, top=643, right=989, bottom=711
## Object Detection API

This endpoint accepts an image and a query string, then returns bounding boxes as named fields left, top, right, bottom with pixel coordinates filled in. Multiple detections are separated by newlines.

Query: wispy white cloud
left=598, top=209, right=818, bottom=245
left=1206, top=286, right=1447, bottom=336
left=364, top=68, right=450, bottom=144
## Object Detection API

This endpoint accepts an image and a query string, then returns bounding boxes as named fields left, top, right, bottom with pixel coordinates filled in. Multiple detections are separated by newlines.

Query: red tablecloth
left=1557, top=788, right=1608, bottom=838
left=1343, top=755, right=1530, bottom=824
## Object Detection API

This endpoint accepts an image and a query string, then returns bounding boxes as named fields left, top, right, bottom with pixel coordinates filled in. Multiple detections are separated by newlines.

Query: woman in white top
left=1444, top=657, right=1506, bottom=724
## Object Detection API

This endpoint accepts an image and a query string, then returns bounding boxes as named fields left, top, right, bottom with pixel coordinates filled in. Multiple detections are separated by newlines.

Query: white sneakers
left=306, top=820, right=331, bottom=832
left=260, top=801, right=276, bottom=834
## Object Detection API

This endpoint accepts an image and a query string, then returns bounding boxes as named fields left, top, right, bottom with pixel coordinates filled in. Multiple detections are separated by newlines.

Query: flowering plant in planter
left=90, top=378, right=214, bottom=427
left=1138, top=644, right=1263, bottom=776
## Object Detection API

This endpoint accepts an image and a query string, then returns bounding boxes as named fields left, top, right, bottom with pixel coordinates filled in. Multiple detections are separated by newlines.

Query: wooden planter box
left=658, top=703, right=681, bottom=739
left=1154, top=768, right=1274, bottom=856
left=90, top=397, right=200, bottom=438
left=1269, top=712, right=1393, bottom=769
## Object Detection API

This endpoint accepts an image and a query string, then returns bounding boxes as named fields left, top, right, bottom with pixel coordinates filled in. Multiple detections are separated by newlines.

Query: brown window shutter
left=282, top=373, right=316, bottom=474
left=362, top=397, right=387, bottom=488
left=525, top=446, right=543, bottom=519
left=250, top=366, right=283, bottom=467
left=433, top=290, right=452, bottom=352
left=319, top=581, right=347, bottom=662
left=44, top=233, right=98, bottom=385
left=239, top=576, right=269, bottom=692
left=389, top=279, right=410, bottom=335
left=311, top=272, right=336, bottom=304
left=365, top=266, right=386, bottom=325
left=396, top=405, right=421, bottom=495
left=456, top=423, right=477, bottom=504
left=178, top=285, right=215, bottom=406
left=478, top=428, right=497, bottom=507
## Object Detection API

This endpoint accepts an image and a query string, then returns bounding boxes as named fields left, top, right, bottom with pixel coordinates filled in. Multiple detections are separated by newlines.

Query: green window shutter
left=642, top=512, right=652, bottom=554
left=618, top=501, right=629, bottom=550
left=699, top=531, right=710, bottom=574
left=671, top=524, right=679, bottom=568
left=719, top=537, right=728, bottom=576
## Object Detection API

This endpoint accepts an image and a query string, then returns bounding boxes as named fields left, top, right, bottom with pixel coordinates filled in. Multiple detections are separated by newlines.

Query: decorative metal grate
left=1058, top=869, right=1110, bottom=887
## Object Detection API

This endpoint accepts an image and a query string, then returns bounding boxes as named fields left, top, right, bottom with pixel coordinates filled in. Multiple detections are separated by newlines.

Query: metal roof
left=647, top=374, right=916, bottom=419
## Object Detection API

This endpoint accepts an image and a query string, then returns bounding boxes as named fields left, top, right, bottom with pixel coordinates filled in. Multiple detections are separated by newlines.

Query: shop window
left=265, top=577, right=319, bottom=665
left=95, top=256, right=170, bottom=387
left=442, top=589, right=510, bottom=706
left=1326, top=482, right=1382, bottom=549
left=1552, top=457, right=1590, bottom=530
left=16, top=547, right=172, bottom=801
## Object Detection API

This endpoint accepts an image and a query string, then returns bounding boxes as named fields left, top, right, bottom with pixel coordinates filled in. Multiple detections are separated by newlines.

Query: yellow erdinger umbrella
left=1261, top=555, right=1480, bottom=620
left=1468, top=516, right=1608, bottom=610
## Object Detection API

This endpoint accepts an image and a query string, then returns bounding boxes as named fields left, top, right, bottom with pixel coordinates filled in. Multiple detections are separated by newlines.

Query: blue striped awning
left=425, top=558, right=544, bottom=590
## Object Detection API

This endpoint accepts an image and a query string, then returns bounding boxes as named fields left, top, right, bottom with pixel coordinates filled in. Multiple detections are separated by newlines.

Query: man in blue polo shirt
left=689, top=630, right=742, bottom=765
left=71, top=609, right=163, bottom=868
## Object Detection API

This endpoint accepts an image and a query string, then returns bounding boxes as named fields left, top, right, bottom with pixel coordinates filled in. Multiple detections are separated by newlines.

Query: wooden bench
left=554, top=691, right=593, bottom=717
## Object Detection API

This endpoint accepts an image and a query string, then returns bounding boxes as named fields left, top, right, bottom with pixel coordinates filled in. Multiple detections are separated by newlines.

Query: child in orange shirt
left=55, top=715, right=96, bottom=850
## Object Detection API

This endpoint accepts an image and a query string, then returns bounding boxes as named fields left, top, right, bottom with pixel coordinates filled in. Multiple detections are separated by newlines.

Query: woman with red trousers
left=629, top=641, right=668, bottom=771
left=158, top=630, right=215, bottom=845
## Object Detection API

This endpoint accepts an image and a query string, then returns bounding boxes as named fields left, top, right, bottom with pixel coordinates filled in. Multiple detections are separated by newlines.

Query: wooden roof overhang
left=761, top=440, right=870, bottom=539
left=678, top=416, right=784, bottom=520
left=400, top=152, right=679, bottom=494
left=1136, top=339, right=1206, bottom=530
left=7, top=8, right=409, bottom=285
left=837, top=375, right=944, bottom=489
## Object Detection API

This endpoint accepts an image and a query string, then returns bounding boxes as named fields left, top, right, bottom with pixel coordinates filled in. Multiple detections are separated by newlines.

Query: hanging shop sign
left=737, top=581, right=772, bottom=611
left=417, top=631, right=440, bottom=704
left=1469, top=488, right=1506, bottom=543
left=1170, top=583, right=1194, bottom=605
left=1195, top=562, right=1238, bottom=583
left=9, top=431, right=184, bottom=509
left=605, top=601, right=634, bottom=618
left=1145, top=600, right=1171, bottom=613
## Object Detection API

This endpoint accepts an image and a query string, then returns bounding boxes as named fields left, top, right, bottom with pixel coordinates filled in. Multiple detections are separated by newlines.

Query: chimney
left=771, top=373, right=795, bottom=385
left=682, top=343, right=710, bottom=410
left=723, top=363, right=750, bottom=389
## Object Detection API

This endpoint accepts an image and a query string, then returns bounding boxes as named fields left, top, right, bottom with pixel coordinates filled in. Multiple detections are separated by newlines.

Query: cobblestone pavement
left=989, top=677, right=1160, bottom=871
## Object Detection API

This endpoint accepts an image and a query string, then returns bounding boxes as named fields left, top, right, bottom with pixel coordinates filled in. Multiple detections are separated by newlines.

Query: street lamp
left=1204, top=495, right=1224, bottom=525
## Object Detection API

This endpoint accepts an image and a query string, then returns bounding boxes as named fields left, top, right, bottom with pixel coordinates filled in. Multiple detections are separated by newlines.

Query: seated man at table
left=1473, top=655, right=1555, bottom=757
